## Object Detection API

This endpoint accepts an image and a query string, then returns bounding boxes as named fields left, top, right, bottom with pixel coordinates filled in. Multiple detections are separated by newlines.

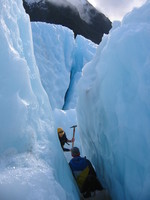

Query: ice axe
left=70, top=125, right=77, bottom=147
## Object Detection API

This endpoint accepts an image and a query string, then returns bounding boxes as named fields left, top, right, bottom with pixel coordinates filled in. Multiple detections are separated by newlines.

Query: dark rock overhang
left=23, top=0, right=112, bottom=44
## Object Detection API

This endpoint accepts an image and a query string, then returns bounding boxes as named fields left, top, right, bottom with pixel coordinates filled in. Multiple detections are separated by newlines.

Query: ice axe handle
left=70, top=125, right=77, bottom=147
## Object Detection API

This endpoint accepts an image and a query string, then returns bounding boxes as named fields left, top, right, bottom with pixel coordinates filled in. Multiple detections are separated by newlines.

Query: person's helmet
left=57, top=127, right=64, bottom=137
left=57, top=127, right=63, bottom=133
left=71, top=147, right=80, bottom=157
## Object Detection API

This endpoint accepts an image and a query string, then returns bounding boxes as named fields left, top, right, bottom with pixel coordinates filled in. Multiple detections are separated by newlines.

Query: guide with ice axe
left=57, top=127, right=75, bottom=152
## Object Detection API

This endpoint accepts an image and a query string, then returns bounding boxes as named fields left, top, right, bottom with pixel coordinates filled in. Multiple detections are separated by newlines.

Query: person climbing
left=57, top=127, right=75, bottom=152
left=69, top=147, right=103, bottom=198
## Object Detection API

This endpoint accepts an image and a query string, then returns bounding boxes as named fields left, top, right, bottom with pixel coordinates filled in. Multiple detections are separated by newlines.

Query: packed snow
left=0, top=0, right=150, bottom=200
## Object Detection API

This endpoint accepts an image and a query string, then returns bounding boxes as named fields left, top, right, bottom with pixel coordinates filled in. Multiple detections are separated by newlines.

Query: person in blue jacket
left=69, top=147, right=103, bottom=198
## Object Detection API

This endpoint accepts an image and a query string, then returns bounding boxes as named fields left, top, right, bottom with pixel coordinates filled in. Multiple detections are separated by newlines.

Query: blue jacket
left=69, top=156, right=96, bottom=179
left=69, top=156, right=88, bottom=172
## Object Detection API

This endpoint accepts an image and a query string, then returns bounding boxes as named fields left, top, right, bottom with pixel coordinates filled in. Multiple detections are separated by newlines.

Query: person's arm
left=65, top=132, right=75, bottom=143
left=69, top=162, right=76, bottom=178
left=67, top=138, right=75, bottom=143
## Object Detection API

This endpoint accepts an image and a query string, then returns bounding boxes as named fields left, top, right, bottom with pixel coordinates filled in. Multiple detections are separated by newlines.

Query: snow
left=1, top=0, right=150, bottom=199
left=77, top=1, right=150, bottom=199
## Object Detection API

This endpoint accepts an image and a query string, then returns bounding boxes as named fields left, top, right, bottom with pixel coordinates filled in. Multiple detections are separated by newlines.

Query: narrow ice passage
left=1, top=0, right=150, bottom=200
